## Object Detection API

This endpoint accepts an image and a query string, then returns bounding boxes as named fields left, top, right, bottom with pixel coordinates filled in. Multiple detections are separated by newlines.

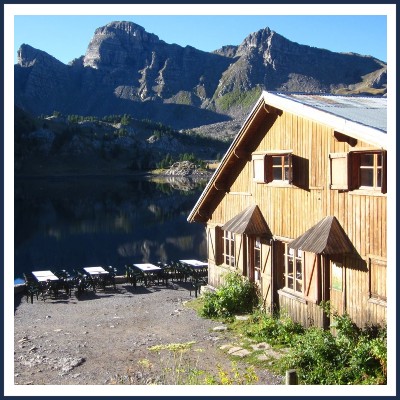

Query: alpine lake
left=14, top=175, right=208, bottom=284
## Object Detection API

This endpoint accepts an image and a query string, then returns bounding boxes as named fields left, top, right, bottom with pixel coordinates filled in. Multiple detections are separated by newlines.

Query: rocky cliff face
left=15, top=21, right=387, bottom=130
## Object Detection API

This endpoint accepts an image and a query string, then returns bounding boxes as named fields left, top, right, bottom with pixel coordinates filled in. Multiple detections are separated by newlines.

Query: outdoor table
left=179, top=259, right=208, bottom=269
left=133, top=263, right=162, bottom=286
left=83, top=266, right=110, bottom=291
left=179, top=260, right=208, bottom=298
left=133, top=263, right=162, bottom=272
left=84, top=266, right=109, bottom=276
left=32, top=270, right=59, bottom=282
left=32, top=270, right=60, bottom=298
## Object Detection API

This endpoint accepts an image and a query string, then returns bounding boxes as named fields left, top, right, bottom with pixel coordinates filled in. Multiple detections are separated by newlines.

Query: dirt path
left=14, top=282, right=283, bottom=387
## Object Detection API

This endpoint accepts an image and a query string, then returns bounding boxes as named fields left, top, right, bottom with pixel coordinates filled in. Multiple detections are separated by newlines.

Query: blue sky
left=11, top=6, right=390, bottom=65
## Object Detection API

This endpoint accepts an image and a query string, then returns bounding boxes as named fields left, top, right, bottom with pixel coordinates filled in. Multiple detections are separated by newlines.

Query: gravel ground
left=14, top=281, right=284, bottom=388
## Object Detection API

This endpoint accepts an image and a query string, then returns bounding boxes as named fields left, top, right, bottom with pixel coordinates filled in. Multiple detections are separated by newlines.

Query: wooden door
left=329, top=259, right=345, bottom=315
left=246, top=236, right=272, bottom=312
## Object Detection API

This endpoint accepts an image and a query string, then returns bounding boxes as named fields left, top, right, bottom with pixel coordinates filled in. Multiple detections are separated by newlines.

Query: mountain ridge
left=15, top=21, right=387, bottom=130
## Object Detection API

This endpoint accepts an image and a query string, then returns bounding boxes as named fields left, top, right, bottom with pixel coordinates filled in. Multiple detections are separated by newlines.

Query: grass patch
left=215, top=87, right=262, bottom=112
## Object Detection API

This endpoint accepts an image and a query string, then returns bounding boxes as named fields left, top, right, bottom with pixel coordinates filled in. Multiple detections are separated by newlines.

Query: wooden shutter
left=348, top=152, right=361, bottom=190
left=369, top=258, right=387, bottom=302
left=265, top=155, right=273, bottom=183
left=252, top=154, right=266, bottom=183
left=329, top=153, right=349, bottom=190
left=304, top=252, right=319, bottom=302
left=215, top=226, right=223, bottom=265
left=291, top=154, right=309, bottom=189
left=381, top=151, right=387, bottom=194
left=207, top=225, right=223, bottom=265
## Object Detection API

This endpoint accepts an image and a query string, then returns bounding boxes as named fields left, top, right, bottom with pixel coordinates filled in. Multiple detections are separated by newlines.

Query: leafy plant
left=274, top=302, right=387, bottom=384
left=200, top=272, right=259, bottom=318
left=243, top=310, right=304, bottom=346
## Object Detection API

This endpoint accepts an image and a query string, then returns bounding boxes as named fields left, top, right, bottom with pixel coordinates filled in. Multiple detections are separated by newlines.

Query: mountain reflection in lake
left=14, top=176, right=207, bottom=283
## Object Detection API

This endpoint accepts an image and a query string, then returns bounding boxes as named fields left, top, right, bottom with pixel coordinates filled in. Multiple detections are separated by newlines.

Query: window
left=223, top=230, right=235, bottom=267
left=272, top=154, right=292, bottom=182
left=329, top=150, right=386, bottom=193
left=359, top=152, right=382, bottom=190
left=331, top=261, right=343, bottom=291
left=253, top=237, right=261, bottom=281
left=252, top=151, right=293, bottom=183
left=284, top=245, right=303, bottom=294
left=369, top=258, right=387, bottom=303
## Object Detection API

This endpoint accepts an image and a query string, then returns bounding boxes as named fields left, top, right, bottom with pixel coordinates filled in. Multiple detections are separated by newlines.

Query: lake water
left=14, top=176, right=207, bottom=284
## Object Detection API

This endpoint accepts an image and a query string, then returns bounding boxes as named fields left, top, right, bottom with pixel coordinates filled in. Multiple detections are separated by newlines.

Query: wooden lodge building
left=188, top=91, right=387, bottom=329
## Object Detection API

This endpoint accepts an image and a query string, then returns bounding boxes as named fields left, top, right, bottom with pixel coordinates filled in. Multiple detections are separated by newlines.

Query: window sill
left=266, top=181, right=292, bottom=188
left=349, top=189, right=386, bottom=197
left=216, top=264, right=237, bottom=271
left=368, top=297, right=387, bottom=307
left=278, top=289, right=307, bottom=304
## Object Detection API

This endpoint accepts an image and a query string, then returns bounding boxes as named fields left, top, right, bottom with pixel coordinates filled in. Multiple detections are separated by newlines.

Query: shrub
left=275, top=302, right=387, bottom=384
left=244, top=310, right=304, bottom=346
left=200, top=272, right=258, bottom=318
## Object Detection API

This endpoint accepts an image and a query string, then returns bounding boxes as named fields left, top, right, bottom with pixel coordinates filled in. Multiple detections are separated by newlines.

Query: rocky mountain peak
left=83, top=20, right=162, bottom=69
left=17, top=43, right=64, bottom=68
left=237, top=26, right=274, bottom=52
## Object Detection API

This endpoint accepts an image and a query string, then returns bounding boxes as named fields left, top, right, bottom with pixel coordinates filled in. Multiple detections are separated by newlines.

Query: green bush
left=200, top=272, right=258, bottom=318
left=244, top=311, right=304, bottom=346
left=275, top=302, right=387, bottom=384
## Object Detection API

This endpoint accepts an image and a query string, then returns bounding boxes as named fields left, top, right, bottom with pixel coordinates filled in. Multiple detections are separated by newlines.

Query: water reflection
left=14, top=176, right=207, bottom=282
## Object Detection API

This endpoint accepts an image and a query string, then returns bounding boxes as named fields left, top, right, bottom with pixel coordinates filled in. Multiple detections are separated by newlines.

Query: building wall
left=206, top=109, right=387, bottom=327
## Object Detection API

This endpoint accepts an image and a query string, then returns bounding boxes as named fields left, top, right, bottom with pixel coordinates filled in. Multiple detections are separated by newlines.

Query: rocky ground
left=13, top=282, right=284, bottom=388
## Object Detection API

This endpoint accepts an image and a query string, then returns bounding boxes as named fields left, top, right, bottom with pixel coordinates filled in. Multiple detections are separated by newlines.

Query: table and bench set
left=23, top=266, right=118, bottom=303
left=23, top=260, right=208, bottom=303
left=126, top=259, right=208, bottom=297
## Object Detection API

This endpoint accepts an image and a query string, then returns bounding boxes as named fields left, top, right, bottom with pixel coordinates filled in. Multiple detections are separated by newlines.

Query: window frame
left=284, top=244, right=304, bottom=295
left=249, top=236, right=262, bottom=281
left=329, top=150, right=387, bottom=194
left=222, top=230, right=236, bottom=268
left=252, top=150, right=293, bottom=184
left=271, top=154, right=292, bottom=183
left=358, top=152, right=383, bottom=191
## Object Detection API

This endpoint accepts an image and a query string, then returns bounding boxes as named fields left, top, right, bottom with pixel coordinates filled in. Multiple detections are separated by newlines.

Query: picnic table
left=179, top=260, right=208, bottom=298
left=84, top=266, right=109, bottom=276
left=32, top=270, right=59, bottom=282
left=179, top=259, right=208, bottom=269
left=31, top=270, right=60, bottom=300
left=133, top=263, right=162, bottom=286
left=133, top=263, right=162, bottom=272
left=83, top=266, right=116, bottom=292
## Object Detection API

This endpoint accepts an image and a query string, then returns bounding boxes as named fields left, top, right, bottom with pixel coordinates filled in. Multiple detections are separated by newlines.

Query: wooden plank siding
left=279, top=295, right=325, bottom=328
left=205, top=108, right=386, bottom=328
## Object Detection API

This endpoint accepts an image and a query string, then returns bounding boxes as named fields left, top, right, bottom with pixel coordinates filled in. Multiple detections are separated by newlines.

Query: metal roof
left=221, top=205, right=272, bottom=237
left=288, top=216, right=354, bottom=255
left=262, top=92, right=387, bottom=148
left=271, top=93, right=387, bottom=133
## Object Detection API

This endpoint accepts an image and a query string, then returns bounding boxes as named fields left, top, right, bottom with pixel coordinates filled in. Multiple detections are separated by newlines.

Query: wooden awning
left=288, top=216, right=354, bottom=255
left=221, top=205, right=272, bottom=237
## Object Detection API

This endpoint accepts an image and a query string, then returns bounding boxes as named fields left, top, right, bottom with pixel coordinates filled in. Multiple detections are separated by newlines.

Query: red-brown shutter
left=348, top=152, right=360, bottom=190
left=265, top=155, right=273, bottom=183
left=381, top=151, right=387, bottom=194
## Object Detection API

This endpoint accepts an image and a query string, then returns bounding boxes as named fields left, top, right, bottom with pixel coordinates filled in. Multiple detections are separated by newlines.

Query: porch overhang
left=221, top=205, right=272, bottom=238
left=288, top=216, right=354, bottom=255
